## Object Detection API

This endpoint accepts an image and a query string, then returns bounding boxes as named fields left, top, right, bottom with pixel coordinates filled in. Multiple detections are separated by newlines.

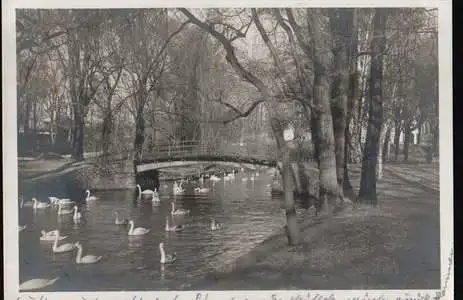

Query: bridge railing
left=140, top=140, right=278, bottom=162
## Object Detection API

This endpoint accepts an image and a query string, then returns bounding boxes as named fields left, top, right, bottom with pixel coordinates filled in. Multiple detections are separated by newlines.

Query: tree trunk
left=134, top=103, right=146, bottom=162
left=329, top=8, right=354, bottom=204
left=101, top=110, right=112, bottom=157
left=270, top=118, right=299, bottom=245
left=24, top=95, right=31, bottom=134
left=343, top=9, right=358, bottom=193
left=393, top=122, right=401, bottom=161
left=432, top=124, right=439, bottom=157
left=71, top=105, right=85, bottom=161
left=377, top=120, right=390, bottom=180
left=403, top=122, right=412, bottom=162
left=416, top=121, right=422, bottom=144
left=313, top=62, right=338, bottom=216
left=358, top=8, right=389, bottom=205
left=382, top=122, right=392, bottom=162
left=33, top=99, right=37, bottom=131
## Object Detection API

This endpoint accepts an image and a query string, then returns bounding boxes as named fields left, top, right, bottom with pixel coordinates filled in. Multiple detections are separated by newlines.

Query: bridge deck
left=89, top=140, right=315, bottom=174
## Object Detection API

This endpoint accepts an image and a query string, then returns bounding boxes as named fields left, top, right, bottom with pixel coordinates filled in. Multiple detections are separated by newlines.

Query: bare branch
left=179, top=8, right=270, bottom=100
left=221, top=99, right=265, bottom=124
left=285, top=8, right=314, bottom=60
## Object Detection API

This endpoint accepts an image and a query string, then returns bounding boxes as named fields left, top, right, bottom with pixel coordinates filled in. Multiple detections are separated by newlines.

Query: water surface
left=19, top=169, right=290, bottom=291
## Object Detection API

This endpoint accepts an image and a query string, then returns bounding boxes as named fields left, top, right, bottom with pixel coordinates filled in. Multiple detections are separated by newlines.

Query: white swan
left=85, top=190, right=99, bottom=202
left=210, top=218, right=223, bottom=231
left=209, top=175, right=221, bottom=182
left=57, top=203, right=73, bottom=215
left=48, top=196, right=60, bottom=205
left=58, top=198, right=74, bottom=205
left=74, top=242, right=102, bottom=264
left=194, top=187, right=210, bottom=193
left=173, top=182, right=185, bottom=195
left=19, top=277, right=59, bottom=291
left=32, top=198, right=50, bottom=209
left=165, top=217, right=183, bottom=232
left=20, top=197, right=33, bottom=208
left=136, top=184, right=156, bottom=198
left=159, top=242, right=176, bottom=264
left=40, top=230, right=67, bottom=241
left=152, top=190, right=161, bottom=203
left=41, top=229, right=59, bottom=237
left=52, top=230, right=76, bottom=253
left=170, top=202, right=190, bottom=216
left=223, top=172, right=232, bottom=181
left=128, top=220, right=150, bottom=236
left=18, top=224, right=27, bottom=232
left=72, top=206, right=82, bottom=221
left=114, top=211, right=129, bottom=225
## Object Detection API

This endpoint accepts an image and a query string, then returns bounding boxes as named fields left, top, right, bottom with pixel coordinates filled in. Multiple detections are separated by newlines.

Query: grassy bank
left=192, top=163, right=440, bottom=290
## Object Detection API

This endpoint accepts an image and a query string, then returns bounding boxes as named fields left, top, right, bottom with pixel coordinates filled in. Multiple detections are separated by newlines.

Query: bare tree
left=119, top=9, right=188, bottom=161
left=179, top=8, right=300, bottom=245
left=358, top=8, right=390, bottom=204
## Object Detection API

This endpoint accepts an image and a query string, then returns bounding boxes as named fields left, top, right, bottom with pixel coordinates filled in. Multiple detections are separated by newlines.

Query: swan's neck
left=86, top=191, right=90, bottom=198
left=137, top=185, right=142, bottom=195
left=165, top=220, right=169, bottom=230
left=73, top=207, right=78, bottom=218
left=53, top=235, right=59, bottom=249
left=171, top=203, right=175, bottom=213
left=129, top=222, right=134, bottom=234
left=160, top=245, right=166, bottom=262
left=76, top=246, right=82, bottom=263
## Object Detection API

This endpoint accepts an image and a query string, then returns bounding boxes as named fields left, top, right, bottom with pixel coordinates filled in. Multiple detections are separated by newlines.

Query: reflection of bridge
left=133, top=140, right=279, bottom=174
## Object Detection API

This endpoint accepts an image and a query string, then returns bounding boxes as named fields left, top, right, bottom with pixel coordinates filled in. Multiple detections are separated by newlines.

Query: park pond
left=18, top=168, right=303, bottom=291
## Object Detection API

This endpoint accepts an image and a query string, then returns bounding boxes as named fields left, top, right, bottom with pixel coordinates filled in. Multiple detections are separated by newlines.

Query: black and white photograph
left=3, top=1, right=453, bottom=299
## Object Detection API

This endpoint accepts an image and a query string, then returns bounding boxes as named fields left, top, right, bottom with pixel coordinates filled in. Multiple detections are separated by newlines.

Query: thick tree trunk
left=343, top=9, right=358, bottom=193
left=343, top=123, right=353, bottom=191
left=358, top=8, right=389, bottom=205
left=329, top=8, right=354, bottom=204
left=270, top=118, right=299, bottom=245
left=313, top=62, right=338, bottom=216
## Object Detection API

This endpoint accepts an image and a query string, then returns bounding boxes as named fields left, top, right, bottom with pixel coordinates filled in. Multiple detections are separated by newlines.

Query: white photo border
left=3, top=0, right=453, bottom=299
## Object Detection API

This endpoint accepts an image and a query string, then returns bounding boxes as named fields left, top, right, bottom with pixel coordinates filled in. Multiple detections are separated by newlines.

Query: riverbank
left=192, top=163, right=440, bottom=290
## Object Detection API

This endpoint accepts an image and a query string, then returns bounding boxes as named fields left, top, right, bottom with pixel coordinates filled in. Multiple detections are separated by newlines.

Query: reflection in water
left=19, top=169, right=295, bottom=291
